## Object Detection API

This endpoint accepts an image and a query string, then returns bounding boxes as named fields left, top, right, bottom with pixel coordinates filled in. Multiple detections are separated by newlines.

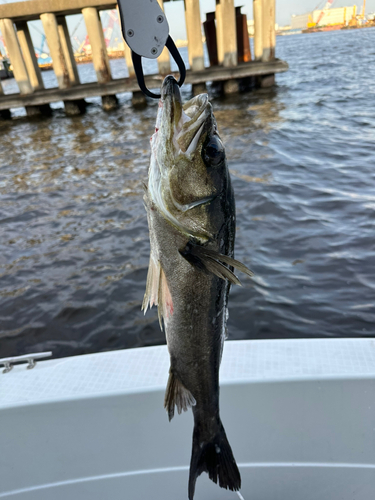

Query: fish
left=142, top=75, right=253, bottom=499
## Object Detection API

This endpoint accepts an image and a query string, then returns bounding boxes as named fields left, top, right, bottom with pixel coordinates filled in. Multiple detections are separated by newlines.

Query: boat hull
left=1, top=339, right=374, bottom=500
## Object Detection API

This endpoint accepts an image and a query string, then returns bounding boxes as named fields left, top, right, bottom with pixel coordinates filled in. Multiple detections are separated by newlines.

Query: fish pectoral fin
left=142, top=256, right=160, bottom=314
left=164, top=369, right=196, bottom=422
left=179, top=243, right=253, bottom=286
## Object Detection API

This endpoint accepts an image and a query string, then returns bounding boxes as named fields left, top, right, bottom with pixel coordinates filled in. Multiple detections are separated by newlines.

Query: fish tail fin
left=188, top=419, right=241, bottom=500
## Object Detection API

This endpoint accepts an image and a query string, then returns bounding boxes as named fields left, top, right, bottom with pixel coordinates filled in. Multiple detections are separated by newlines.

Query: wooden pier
left=0, top=0, right=288, bottom=118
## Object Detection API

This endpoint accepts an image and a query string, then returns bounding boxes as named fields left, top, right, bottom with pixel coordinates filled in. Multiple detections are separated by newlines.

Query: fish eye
left=202, top=135, right=225, bottom=167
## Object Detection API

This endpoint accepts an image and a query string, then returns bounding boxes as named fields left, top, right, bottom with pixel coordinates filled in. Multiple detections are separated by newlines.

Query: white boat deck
left=1, top=338, right=375, bottom=408
left=1, top=339, right=374, bottom=500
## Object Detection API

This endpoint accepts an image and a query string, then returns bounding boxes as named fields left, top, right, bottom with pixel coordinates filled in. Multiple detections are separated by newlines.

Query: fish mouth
left=156, top=76, right=211, bottom=156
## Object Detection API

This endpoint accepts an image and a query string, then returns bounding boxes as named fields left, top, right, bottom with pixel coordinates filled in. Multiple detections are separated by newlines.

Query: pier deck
left=0, top=0, right=285, bottom=118
left=0, top=60, right=288, bottom=111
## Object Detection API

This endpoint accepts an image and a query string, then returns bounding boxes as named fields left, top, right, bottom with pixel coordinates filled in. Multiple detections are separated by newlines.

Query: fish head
left=149, top=76, right=231, bottom=240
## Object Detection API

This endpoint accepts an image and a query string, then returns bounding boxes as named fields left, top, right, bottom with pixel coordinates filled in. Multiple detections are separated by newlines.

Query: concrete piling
left=41, top=12, right=83, bottom=115
left=16, top=20, right=52, bottom=116
left=262, top=0, right=276, bottom=62
left=184, top=0, right=205, bottom=94
left=184, top=0, right=204, bottom=71
left=0, top=18, right=32, bottom=95
left=57, top=16, right=86, bottom=114
left=253, top=0, right=263, bottom=61
left=16, top=21, right=43, bottom=91
left=57, top=17, right=80, bottom=85
left=82, top=7, right=111, bottom=83
left=82, top=7, right=117, bottom=110
left=215, top=0, right=239, bottom=94
left=261, top=0, right=276, bottom=87
left=215, top=1, right=224, bottom=65
left=40, top=13, right=70, bottom=89
left=216, top=0, right=237, bottom=68
left=156, top=0, right=171, bottom=75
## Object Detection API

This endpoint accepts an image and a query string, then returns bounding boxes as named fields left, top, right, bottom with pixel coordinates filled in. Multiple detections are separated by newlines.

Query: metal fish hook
left=131, top=36, right=186, bottom=99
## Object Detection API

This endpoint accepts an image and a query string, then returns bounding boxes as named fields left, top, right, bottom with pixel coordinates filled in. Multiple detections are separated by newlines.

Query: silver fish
left=143, top=76, right=252, bottom=499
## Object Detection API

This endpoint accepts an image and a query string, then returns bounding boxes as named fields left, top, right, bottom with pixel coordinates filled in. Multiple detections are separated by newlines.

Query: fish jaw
left=148, top=76, right=223, bottom=242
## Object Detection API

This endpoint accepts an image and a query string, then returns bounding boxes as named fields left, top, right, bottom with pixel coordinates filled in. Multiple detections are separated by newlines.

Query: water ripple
left=1, top=29, right=375, bottom=357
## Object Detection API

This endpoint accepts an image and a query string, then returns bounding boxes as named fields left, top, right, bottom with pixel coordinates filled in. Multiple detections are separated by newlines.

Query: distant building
left=291, top=5, right=357, bottom=30
left=247, top=19, right=278, bottom=36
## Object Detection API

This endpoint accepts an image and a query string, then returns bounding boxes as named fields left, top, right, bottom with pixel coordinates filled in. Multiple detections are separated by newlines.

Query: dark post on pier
left=0, top=0, right=288, bottom=118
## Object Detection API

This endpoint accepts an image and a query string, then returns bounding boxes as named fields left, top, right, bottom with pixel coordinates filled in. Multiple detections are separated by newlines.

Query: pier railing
left=0, top=0, right=287, bottom=118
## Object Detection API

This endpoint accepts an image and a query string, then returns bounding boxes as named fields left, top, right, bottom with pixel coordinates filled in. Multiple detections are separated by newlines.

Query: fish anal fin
left=164, top=369, right=196, bottom=422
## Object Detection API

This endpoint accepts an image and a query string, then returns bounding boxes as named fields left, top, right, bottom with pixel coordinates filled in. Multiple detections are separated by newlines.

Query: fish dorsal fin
left=164, top=369, right=196, bottom=421
left=142, top=257, right=173, bottom=330
left=179, top=243, right=253, bottom=286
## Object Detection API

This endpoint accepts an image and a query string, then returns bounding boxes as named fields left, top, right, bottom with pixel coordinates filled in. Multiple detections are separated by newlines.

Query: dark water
left=1, top=28, right=374, bottom=359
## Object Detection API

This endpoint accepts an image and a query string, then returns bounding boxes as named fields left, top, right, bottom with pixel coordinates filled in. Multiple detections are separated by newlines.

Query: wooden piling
left=203, top=12, right=218, bottom=67
left=253, top=0, right=263, bottom=61
left=0, top=18, right=32, bottom=95
left=82, top=7, right=117, bottom=110
left=236, top=6, right=251, bottom=63
left=156, top=0, right=171, bottom=75
left=261, top=0, right=276, bottom=87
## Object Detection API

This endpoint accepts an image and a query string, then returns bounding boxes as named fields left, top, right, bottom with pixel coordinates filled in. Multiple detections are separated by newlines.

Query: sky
left=164, top=0, right=375, bottom=38
left=0, top=0, right=374, bottom=51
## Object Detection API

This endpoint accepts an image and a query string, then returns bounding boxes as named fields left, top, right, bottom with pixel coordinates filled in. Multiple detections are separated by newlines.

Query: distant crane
left=315, top=0, right=335, bottom=26
left=361, top=0, right=366, bottom=19
left=308, top=0, right=335, bottom=28
left=30, top=24, right=49, bottom=57
left=76, top=35, right=91, bottom=54
left=103, top=10, right=118, bottom=48
left=0, top=35, right=8, bottom=57
left=35, top=34, right=47, bottom=58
